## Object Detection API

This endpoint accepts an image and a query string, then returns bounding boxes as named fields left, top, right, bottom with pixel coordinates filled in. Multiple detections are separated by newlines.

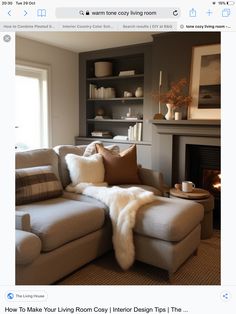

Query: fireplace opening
left=203, top=170, right=221, bottom=196
left=186, top=145, right=221, bottom=229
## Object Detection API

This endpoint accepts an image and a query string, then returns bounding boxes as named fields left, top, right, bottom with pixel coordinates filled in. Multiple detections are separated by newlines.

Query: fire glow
left=213, top=174, right=221, bottom=190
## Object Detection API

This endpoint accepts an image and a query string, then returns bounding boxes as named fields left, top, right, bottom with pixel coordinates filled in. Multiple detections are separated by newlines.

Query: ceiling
left=17, top=32, right=155, bottom=53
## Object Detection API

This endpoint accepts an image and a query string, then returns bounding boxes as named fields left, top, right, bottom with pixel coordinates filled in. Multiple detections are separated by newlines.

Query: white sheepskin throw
left=66, top=183, right=155, bottom=270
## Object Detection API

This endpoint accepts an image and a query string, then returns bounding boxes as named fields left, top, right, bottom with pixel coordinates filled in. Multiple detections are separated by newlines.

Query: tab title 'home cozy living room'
left=15, top=32, right=220, bottom=285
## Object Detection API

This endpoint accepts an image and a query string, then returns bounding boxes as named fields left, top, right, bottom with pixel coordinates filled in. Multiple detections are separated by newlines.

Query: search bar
left=56, top=7, right=181, bottom=19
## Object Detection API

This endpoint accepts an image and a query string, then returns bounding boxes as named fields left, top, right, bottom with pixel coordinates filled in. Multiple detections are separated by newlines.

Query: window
left=15, top=62, right=51, bottom=151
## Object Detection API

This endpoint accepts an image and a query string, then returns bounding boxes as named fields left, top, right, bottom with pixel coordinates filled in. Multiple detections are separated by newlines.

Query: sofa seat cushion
left=134, top=196, right=204, bottom=242
left=62, top=191, right=108, bottom=211
left=16, top=197, right=105, bottom=252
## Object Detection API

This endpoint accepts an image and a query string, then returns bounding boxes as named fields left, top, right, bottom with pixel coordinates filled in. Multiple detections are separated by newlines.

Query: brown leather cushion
left=95, top=144, right=141, bottom=185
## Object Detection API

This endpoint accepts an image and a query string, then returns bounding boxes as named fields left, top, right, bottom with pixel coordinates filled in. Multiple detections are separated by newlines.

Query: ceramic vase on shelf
left=135, top=87, right=143, bottom=97
left=165, top=103, right=174, bottom=120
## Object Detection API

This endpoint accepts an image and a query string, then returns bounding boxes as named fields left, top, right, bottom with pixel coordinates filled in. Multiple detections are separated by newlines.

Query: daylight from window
left=15, top=66, right=48, bottom=151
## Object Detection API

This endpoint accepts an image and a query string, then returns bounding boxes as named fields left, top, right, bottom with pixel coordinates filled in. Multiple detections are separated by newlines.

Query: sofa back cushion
left=16, top=165, right=63, bottom=205
left=16, top=149, right=60, bottom=180
left=95, top=143, right=141, bottom=185
left=83, top=141, right=119, bottom=157
left=54, top=145, right=86, bottom=188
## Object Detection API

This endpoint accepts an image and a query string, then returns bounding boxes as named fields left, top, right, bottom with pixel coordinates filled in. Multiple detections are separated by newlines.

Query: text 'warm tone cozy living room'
left=15, top=31, right=220, bottom=285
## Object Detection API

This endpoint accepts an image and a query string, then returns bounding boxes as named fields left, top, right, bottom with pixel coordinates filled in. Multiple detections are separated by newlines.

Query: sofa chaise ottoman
left=134, top=197, right=203, bottom=277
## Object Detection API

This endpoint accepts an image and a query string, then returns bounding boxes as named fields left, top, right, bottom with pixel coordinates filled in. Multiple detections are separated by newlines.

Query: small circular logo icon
left=7, top=292, right=14, bottom=300
left=3, top=34, right=11, bottom=42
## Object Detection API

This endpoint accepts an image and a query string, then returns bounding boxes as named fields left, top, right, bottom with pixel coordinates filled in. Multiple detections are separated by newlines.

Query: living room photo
left=15, top=31, right=220, bottom=286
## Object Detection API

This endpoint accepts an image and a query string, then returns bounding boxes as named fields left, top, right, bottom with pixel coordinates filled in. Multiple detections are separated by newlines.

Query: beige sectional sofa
left=15, top=145, right=204, bottom=285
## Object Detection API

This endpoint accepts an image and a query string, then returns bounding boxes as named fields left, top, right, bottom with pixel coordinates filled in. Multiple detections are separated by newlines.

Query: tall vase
left=165, top=103, right=174, bottom=120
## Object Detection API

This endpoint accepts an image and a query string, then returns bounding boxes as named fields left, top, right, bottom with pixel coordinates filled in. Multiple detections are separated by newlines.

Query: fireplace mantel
left=150, top=119, right=220, bottom=137
left=151, top=119, right=221, bottom=186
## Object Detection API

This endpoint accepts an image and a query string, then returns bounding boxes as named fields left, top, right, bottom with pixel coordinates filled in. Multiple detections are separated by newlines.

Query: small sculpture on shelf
left=126, top=107, right=131, bottom=118
left=124, top=91, right=133, bottom=98
left=94, top=108, right=110, bottom=120
left=124, top=108, right=138, bottom=120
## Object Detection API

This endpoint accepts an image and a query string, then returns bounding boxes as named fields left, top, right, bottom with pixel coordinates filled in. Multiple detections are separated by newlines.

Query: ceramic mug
left=182, top=181, right=195, bottom=193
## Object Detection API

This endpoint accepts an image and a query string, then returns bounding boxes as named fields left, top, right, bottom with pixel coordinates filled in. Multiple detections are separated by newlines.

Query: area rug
left=58, top=230, right=220, bottom=285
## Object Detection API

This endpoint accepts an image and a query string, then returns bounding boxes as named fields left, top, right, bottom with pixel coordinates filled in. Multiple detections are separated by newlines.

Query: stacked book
left=128, top=123, right=142, bottom=141
left=119, top=70, right=135, bottom=76
left=91, top=130, right=112, bottom=138
left=89, top=84, right=115, bottom=99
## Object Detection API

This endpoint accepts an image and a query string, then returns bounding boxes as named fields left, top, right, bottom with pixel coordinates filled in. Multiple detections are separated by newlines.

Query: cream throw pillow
left=65, top=153, right=105, bottom=186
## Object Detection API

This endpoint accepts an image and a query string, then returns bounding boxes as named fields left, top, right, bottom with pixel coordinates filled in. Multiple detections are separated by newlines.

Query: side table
left=169, top=188, right=214, bottom=239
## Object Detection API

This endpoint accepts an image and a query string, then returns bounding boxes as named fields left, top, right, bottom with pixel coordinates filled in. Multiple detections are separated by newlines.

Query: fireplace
left=151, top=120, right=221, bottom=227
left=186, top=145, right=221, bottom=229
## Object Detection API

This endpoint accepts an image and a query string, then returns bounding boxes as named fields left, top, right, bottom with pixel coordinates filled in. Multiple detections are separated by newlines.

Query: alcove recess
left=76, top=43, right=153, bottom=168
left=77, top=43, right=152, bottom=142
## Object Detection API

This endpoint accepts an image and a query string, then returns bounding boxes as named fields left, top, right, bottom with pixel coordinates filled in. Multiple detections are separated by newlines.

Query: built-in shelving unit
left=84, top=52, right=146, bottom=142
left=78, top=43, right=152, bottom=168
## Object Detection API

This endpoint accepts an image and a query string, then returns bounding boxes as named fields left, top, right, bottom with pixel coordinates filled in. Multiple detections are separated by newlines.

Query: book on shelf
left=128, top=122, right=142, bottom=141
left=124, top=117, right=138, bottom=120
left=94, top=116, right=110, bottom=120
left=113, top=135, right=128, bottom=141
left=119, top=70, right=135, bottom=76
left=89, top=84, right=97, bottom=99
left=89, top=84, right=116, bottom=99
left=91, top=131, right=112, bottom=138
left=137, top=122, right=142, bottom=141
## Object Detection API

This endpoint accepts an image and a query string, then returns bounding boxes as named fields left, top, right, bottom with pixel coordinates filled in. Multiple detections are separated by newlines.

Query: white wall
left=16, top=36, right=79, bottom=146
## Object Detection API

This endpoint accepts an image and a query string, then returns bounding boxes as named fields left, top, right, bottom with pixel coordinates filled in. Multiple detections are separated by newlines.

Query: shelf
left=87, top=97, right=143, bottom=101
left=75, top=136, right=151, bottom=146
left=87, top=119, right=143, bottom=123
left=87, top=74, right=144, bottom=81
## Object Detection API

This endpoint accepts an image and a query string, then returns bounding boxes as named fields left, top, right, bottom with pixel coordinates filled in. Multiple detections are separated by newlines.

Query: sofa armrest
left=16, top=230, right=41, bottom=265
left=15, top=211, right=31, bottom=232
left=138, top=168, right=164, bottom=196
